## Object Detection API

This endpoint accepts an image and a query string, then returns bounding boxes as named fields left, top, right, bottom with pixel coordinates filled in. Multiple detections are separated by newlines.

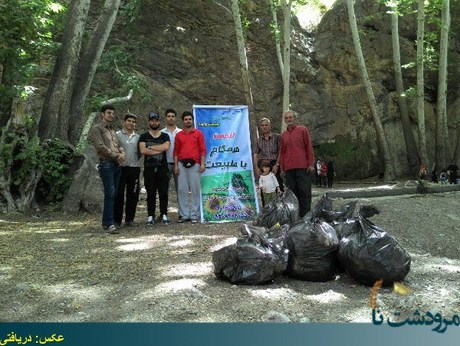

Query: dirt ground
left=1, top=181, right=459, bottom=323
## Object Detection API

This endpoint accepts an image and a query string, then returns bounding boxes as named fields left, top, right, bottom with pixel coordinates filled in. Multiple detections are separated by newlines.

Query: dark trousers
left=327, top=174, right=334, bottom=188
left=114, top=166, right=140, bottom=225
left=98, top=160, right=121, bottom=228
left=285, top=168, right=312, bottom=218
left=144, top=166, right=169, bottom=217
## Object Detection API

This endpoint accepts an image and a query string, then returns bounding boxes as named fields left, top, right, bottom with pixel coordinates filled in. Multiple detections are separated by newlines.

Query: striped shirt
left=253, top=132, right=280, bottom=161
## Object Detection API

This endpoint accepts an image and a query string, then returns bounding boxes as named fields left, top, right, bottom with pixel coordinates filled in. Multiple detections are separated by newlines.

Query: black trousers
left=144, top=165, right=169, bottom=217
left=285, top=168, right=312, bottom=218
left=114, top=166, right=140, bottom=224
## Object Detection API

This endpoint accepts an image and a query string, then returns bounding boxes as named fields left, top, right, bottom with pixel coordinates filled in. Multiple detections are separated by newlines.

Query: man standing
left=174, top=111, right=206, bottom=224
left=138, top=112, right=170, bottom=225
left=114, top=113, right=141, bottom=228
left=90, top=104, right=125, bottom=234
left=253, top=118, right=284, bottom=194
left=280, top=110, right=315, bottom=217
left=161, top=108, right=181, bottom=192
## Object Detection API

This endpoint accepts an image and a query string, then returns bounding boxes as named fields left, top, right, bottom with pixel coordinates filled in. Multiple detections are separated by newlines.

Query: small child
left=258, top=161, right=280, bottom=206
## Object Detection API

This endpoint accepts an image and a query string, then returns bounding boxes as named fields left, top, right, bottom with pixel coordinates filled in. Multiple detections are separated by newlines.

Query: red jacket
left=280, top=125, right=315, bottom=171
left=174, top=128, right=206, bottom=164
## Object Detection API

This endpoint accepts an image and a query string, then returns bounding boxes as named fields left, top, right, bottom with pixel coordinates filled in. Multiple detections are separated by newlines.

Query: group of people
left=424, top=163, right=459, bottom=185
left=253, top=111, right=316, bottom=219
left=91, top=105, right=318, bottom=233
left=90, top=105, right=206, bottom=234
left=315, top=159, right=334, bottom=188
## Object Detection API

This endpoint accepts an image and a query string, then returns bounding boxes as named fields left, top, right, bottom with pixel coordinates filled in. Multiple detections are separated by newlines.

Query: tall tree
left=435, top=0, right=450, bottom=171
left=68, top=0, right=122, bottom=145
left=38, top=0, right=91, bottom=142
left=388, top=0, right=420, bottom=176
left=281, top=0, right=293, bottom=123
left=346, top=0, right=396, bottom=180
left=229, top=0, right=258, bottom=146
left=416, top=0, right=429, bottom=167
left=270, top=0, right=295, bottom=131
left=39, top=0, right=121, bottom=144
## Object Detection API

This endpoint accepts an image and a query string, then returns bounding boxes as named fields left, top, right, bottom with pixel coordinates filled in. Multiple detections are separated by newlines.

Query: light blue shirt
left=161, top=126, right=182, bottom=163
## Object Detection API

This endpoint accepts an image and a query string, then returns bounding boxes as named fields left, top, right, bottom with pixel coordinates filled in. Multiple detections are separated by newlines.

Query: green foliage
left=0, top=118, right=79, bottom=204
left=0, top=0, right=65, bottom=112
left=119, top=0, right=142, bottom=25
left=37, top=138, right=80, bottom=204
left=96, top=44, right=150, bottom=102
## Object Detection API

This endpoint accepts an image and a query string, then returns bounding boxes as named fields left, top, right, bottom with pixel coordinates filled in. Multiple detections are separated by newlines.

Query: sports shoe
left=162, top=214, right=170, bottom=225
left=191, top=219, right=198, bottom=224
left=125, top=221, right=136, bottom=227
left=107, top=225, right=119, bottom=234
left=146, top=220, right=154, bottom=226
left=177, top=217, right=185, bottom=223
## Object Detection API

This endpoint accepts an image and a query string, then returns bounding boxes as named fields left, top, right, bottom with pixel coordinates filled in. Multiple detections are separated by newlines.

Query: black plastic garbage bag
left=212, top=224, right=289, bottom=285
left=311, top=195, right=358, bottom=223
left=285, top=219, right=340, bottom=281
left=333, top=205, right=380, bottom=239
left=337, top=207, right=411, bottom=286
left=253, top=188, right=299, bottom=229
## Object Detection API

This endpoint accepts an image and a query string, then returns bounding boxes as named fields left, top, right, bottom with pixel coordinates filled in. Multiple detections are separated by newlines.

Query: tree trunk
left=230, top=0, right=257, bottom=149
left=271, top=1, right=284, bottom=79
left=435, top=0, right=450, bottom=171
left=390, top=1, right=420, bottom=177
left=280, top=0, right=292, bottom=132
left=69, top=0, right=122, bottom=145
left=38, top=0, right=91, bottom=142
left=347, top=0, right=396, bottom=180
left=416, top=0, right=428, bottom=167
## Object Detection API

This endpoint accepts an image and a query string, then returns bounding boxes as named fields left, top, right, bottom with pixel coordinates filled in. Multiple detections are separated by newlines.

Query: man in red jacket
left=280, top=110, right=315, bottom=217
left=173, top=111, right=207, bottom=223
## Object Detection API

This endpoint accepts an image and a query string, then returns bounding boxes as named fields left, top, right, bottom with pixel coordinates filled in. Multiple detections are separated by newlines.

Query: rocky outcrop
left=96, top=0, right=459, bottom=181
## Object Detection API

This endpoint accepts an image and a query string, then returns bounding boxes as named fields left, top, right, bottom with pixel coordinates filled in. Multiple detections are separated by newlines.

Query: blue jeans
left=98, top=160, right=121, bottom=228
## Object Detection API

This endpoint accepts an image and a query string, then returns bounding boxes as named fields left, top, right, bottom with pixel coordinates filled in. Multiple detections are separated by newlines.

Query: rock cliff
left=99, top=0, right=460, bottom=180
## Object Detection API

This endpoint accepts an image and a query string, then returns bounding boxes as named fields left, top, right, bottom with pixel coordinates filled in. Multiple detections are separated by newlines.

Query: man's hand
left=117, top=153, right=125, bottom=166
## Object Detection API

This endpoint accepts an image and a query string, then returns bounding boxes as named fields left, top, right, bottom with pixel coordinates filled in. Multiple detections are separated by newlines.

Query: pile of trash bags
left=212, top=189, right=411, bottom=286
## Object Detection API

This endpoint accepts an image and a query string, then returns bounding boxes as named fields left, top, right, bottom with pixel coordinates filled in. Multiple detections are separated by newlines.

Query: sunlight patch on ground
left=116, top=240, right=155, bottom=251
left=306, top=290, right=347, bottom=303
left=251, top=288, right=297, bottom=300
left=160, top=262, right=212, bottom=278
left=0, top=219, right=20, bottom=224
left=49, top=238, right=70, bottom=242
left=169, top=239, right=194, bottom=247
left=210, top=237, right=237, bottom=252
left=153, top=278, right=206, bottom=294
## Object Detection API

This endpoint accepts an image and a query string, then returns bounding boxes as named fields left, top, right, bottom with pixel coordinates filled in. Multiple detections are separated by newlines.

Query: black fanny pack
left=181, top=159, right=196, bottom=168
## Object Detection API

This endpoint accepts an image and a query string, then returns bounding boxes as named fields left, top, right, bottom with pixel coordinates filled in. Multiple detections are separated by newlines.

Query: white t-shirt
left=259, top=172, right=279, bottom=193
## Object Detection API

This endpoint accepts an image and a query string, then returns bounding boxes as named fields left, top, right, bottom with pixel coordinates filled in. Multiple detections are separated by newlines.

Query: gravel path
left=0, top=182, right=459, bottom=323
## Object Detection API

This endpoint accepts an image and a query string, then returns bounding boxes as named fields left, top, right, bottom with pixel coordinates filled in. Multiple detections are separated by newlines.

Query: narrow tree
left=270, top=0, right=294, bottom=131
left=69, top=0, right=122, bottom=145
left=388, top=0, right=420, bottom=176
left=346, top=0, right=396, bottom=180
left=416, top=0, right=429, bottom=167
left=229, top=0, right=257, bottom=144
left=435, top=0, right=450, bottom=171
